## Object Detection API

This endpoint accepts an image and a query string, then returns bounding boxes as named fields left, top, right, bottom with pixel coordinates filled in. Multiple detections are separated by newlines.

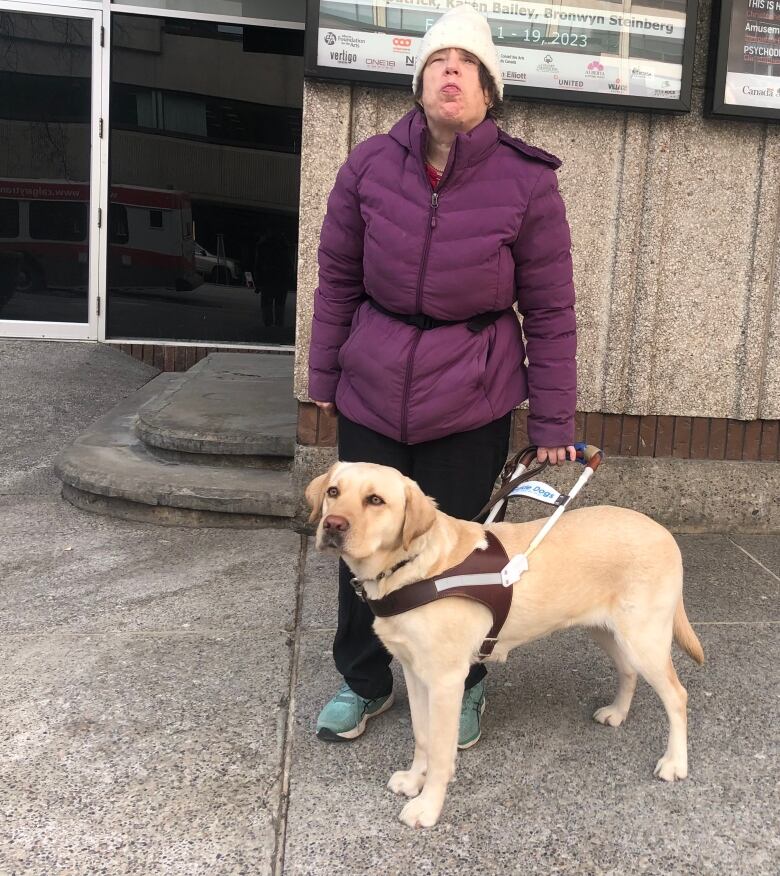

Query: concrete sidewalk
left=1, top=341, right=778, bottom=875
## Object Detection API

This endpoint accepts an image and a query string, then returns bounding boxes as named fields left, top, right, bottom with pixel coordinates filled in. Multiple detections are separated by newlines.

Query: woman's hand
left=537, top=446, right=576, bottom=465
left=313, top=401, right=336, bottom=417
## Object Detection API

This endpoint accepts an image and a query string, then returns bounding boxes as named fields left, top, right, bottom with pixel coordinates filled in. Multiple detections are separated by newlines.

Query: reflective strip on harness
left=362, top=531, right=512, bottom=659
left=435, top=573, right=503, bottom=591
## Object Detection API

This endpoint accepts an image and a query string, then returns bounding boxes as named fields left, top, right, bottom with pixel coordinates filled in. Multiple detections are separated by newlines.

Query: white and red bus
left=0, top=179, right=200, bottom=293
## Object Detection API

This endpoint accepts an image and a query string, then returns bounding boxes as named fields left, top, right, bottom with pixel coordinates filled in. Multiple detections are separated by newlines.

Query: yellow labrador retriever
left=306, top=461, right=704, bottom=828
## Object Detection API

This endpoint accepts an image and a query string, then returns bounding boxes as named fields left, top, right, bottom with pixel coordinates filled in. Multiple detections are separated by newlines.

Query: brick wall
left=114, top=343, right=261, bottom=373
left=297, top=402, right=780, bottom=462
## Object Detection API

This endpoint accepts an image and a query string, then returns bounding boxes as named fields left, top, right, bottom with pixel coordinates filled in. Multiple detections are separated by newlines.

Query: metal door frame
left=0, top=0, right=103, bottom=340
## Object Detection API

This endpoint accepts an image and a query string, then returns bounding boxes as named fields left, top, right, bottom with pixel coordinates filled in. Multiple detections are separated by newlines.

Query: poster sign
left=707, top=0, right=780, bottom=120
left=305, top=1, right=698, bottom=112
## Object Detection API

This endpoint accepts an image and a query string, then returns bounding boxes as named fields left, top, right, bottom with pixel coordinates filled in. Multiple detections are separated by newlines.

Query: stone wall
left=293, top=0, right=780, bottom=425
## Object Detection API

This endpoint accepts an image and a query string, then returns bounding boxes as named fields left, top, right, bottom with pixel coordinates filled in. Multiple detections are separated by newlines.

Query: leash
left=471, top=445, right=549, bottom=523
left=479, top=442, right=605, bottom=585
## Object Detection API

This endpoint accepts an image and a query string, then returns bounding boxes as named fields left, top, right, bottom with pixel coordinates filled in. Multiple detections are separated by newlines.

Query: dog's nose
left=322, top=515, right=349, bottom=532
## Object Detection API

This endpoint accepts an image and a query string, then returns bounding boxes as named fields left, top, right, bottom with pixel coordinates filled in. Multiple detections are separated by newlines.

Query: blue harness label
left=509, top=480, right=565, bottom=506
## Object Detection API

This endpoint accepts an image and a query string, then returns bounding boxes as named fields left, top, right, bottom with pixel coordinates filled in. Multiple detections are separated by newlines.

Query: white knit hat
left=412, top=6, right=503, bottom=101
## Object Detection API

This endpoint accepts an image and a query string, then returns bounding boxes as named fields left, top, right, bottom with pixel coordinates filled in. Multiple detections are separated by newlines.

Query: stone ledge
left=144, top=444, right=291, bottom=470
left=503, top=458, right=780, bottom=533
left=55, top=373, right=298, bottom=523
left=137, top=353, right=296, bottom=457
left=57, top=442, right=298, bottom=517
left=293, top=448, right=780, bottom=533
left=62, top=484, right=298, bottom=530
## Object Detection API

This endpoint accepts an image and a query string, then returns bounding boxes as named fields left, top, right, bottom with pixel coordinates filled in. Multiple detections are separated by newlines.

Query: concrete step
left=136, top=353, right=296, bottom=460
left=55, top=373, right=299, bottom=528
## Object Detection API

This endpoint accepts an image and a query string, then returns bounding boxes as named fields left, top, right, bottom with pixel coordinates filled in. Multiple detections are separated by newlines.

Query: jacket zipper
left=401, top=192, right=439, bottom=444
left=400, top=139, right=458, bottom=442
left=414, top=189, right=438, bottom=311
left=401, top=191, right=442, bottom=442
left=399, top=332, right=422, bottom=443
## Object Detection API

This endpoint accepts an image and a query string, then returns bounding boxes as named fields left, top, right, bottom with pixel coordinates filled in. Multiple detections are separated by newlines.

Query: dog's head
left=305, top=462, right=437, bottom=561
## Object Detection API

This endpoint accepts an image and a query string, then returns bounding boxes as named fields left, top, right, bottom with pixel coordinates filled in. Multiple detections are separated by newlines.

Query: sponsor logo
left=329, top=50, right=357, bottom=65
left=631, top=67, right=652, bottom=79
left=392, top=36, right=412, bottom=53
left=585, top=60, right=605, bottom=79
left=324, top=31, right=365, bottom=49
left=607, top=77, right=628, bottom=93
left=557, top=78, right=584, bottom=89
left=405, top=55, right=416, bottom=67
left=536, top=54, right=557, bottom=74
left=367, top=58, right=396, bottom=69
left=505, top=70, right=527, bottom=82
left=743, top=85, right=775, bottom=96
left=652, top=79, right=677, bottom=97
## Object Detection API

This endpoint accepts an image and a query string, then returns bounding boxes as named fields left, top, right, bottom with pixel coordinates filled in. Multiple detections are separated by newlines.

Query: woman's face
left=420, top=47, right=491, bottom=132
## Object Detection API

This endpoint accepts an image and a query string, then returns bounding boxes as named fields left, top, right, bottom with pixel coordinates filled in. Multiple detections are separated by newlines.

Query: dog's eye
left=326, top=486, right=339, bottom=498
left=366, top=494, right=385, bottom=506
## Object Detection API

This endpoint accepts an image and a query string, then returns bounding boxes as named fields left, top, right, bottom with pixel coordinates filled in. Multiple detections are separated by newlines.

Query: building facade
left=1, top=0, right=779, bottom=483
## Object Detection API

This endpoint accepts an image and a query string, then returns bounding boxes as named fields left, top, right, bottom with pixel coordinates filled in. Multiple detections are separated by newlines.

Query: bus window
left=29, top=201, right=88, bottom=241
left=149, top=209, right=163, bottom=229
left=109, top=203, right=129, bottom=244
left=0, top=199, right=19, bottom=238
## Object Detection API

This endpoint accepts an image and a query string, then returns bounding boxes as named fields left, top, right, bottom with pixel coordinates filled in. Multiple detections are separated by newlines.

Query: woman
left=308, top=6, right=577, bottom=748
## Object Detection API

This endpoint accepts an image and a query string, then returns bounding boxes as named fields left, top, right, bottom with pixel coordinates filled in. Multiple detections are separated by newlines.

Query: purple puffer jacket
left=308, top=108, right=576, bottom=447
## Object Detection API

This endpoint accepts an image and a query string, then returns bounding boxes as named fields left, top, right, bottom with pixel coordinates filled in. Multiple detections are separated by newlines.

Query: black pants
left=335, top=412, right=512, bottom=699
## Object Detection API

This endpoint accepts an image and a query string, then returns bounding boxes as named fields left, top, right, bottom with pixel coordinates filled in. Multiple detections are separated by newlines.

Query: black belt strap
left=369, top=298, right=509, bottom=332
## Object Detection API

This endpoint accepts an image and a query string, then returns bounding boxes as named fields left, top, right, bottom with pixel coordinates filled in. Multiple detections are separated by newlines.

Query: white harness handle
left=491, top=444, right=604, bottom=586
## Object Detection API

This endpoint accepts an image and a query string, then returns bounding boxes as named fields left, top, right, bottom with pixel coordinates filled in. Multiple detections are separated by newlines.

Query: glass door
left=0, top=3, right=102, bottom=339
left=105, top=13, right=302, bottom=347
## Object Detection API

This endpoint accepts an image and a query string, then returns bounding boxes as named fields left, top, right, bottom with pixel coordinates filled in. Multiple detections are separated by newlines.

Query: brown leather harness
left=351, top=531, right=512, bottom=660
left=347, top=445, right=605, bottom=662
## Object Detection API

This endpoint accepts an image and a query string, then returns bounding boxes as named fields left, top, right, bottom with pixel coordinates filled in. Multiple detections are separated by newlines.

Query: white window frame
left=0, top=0, right=103, bottom=340
left=1, top=0, right=301, bottom=350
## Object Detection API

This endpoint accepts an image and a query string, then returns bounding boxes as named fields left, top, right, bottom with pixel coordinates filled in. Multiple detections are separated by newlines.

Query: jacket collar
left=388, top=107, right=500, bottom=174
left=388, top=107, right=562, bottom=172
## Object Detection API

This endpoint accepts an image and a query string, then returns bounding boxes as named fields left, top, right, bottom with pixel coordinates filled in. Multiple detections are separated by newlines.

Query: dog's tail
left=674, top=599, right=704, bottom=665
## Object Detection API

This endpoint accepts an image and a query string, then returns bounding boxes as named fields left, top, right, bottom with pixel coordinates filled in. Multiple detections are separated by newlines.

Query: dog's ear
left=305, top=465, right=336, bottom=523
left=402, top=480, right=437, bottom=550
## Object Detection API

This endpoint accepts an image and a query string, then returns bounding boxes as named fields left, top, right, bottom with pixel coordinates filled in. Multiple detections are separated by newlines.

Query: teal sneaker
left=458, top=679, right=486, bottom=750
left=316, top=683, right=395, bottom=741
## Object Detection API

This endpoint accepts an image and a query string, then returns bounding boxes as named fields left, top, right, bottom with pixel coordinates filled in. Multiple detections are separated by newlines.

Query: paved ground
left=1, top=340, right=778, bottom=875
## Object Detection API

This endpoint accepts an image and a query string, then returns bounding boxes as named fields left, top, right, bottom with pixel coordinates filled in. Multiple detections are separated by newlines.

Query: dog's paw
left=653, top=754, right=688, bottom=782
left=388, top=770, right=424, bottom=798
left=399, top=795, right=442, bottom=829
left=593, top=705, right=627, bottom=727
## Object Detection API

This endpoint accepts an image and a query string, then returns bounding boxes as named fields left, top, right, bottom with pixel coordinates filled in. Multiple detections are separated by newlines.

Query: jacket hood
left=388, top=108, right=562, bottom=171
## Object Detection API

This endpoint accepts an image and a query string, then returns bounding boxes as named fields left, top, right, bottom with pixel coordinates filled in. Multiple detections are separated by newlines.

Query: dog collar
left=350, top=554, right=418, bottom=598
